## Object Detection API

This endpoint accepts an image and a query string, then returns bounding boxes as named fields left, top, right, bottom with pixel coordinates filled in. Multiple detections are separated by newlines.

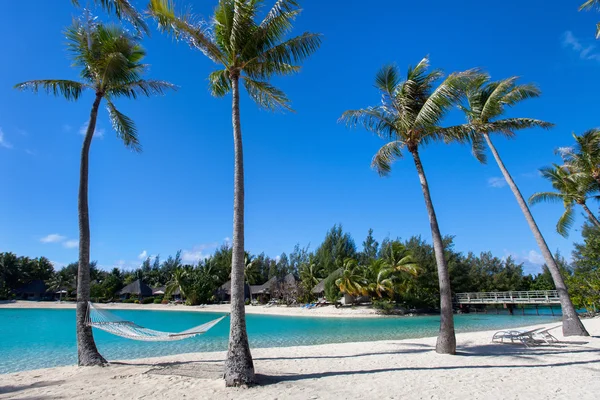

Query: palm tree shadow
left=0, top=380, right=66, bottom=395
left=255, top=358, right=600, bottom=385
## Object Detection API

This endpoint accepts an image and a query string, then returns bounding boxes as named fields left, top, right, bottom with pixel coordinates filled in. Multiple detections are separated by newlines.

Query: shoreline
left=0, top=300, right=385, bottom=318
left=1, top=317, right=598, bottom=399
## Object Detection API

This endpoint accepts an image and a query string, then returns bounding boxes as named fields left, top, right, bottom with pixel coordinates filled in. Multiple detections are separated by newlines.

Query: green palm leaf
left=13, top=80, right=85, bottom=101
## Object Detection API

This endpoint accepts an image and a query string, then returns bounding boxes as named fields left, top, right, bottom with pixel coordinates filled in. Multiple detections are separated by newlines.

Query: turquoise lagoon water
left=0, top=307, right=561, bottom=374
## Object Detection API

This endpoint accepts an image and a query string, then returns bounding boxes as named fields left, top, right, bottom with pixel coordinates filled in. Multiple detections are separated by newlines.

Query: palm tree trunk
left=580, top=202, right=600, bottom=228
left=483, top=133, right=589, bottom=336
left=77, top=93, right=107, bottom=366
left=410, top=149, right=456, bottom=354
left=224, top=73, right=255, bottom=386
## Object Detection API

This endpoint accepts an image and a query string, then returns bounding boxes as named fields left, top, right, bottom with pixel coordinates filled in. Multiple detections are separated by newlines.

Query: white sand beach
left=0, top=300, right=381, bottom=318
left=1, top=316, right=598, bottom=400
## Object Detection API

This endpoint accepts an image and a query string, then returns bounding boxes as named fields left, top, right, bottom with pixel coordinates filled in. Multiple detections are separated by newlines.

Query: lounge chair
left=491, top=327, right=545, bottom=347
left=532, top=326, right=560, bottom=344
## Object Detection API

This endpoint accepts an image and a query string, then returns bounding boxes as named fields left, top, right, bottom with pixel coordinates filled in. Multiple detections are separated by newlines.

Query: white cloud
left=138, top=250, right=148, bottom=260
left=524, top=250, right=545, bottom=265
left=0, top=129, right=13, bottom=149
left=487, top=177, right=507, bottom=188
left=224, top=237, right=231, bottom=244
left=79, top=122, right=105, bottom=138
left=50, top=261, right=66, bottom=269
left=562, top=31, right=600, bottom=62
left=25, top=149, right=37, bottom=156
left=503, top=249, right=545, bottom=275
left=181, top=242, right=220, bottom=264
left=40, top=234, right=66, bottom=243
left=63, top=240, right=79, bottom=249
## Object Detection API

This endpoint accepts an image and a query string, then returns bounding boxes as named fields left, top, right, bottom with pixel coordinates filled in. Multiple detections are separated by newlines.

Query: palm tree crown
left=149, top=0, right=322, bottom=110
left=559, top=129, right=600, bottom=186
left=460, top=75, right=553, bottom=162
left=340, top=57, right=475, bottom=173
left=529, top=164, right=600, bottom=236
left=15, top=22, right=175, bottom=149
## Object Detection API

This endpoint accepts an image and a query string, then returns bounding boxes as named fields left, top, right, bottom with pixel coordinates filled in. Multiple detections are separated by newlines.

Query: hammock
left=86, top=302, right=227, bottom=342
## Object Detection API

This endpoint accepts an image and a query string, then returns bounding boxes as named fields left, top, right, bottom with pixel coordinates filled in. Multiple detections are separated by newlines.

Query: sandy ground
left=1, top=317, right=599, bottom=400
left=0, top=300, right=381, bottom=318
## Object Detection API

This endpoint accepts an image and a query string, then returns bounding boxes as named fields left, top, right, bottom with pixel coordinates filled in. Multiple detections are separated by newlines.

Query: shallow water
left=0, top=307, right=562, bottom=374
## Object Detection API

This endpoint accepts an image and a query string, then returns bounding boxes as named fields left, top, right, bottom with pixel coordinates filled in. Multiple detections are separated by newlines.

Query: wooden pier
left=454, top=290, right=560, bottom=315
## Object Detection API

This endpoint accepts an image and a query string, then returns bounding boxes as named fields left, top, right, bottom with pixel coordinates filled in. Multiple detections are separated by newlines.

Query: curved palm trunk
left=483, top=133, right=589, bottom=336
left=410, top=149, right=456, bottom=354
left=224, top=74, right=255, bottom=386
left=77, top=93, right=107, bottom=366
left=580, top=202, right=600, bottom=228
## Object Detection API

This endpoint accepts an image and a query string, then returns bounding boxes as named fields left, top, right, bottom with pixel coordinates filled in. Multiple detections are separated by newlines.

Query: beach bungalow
left=250, top=276, right=278, bottom=303
left=119, top=279, right=153, bottom=300
left=216, top=280, right=251, bottom=303
left=16, top=280, right=49, bottom=301
left=152, top=286, right=182, bottom=301
left=311, top=268, right=343, bottom=299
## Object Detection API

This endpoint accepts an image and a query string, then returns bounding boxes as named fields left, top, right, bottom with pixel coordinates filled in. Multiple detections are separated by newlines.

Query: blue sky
left=1, top=0, right=599, bottom=274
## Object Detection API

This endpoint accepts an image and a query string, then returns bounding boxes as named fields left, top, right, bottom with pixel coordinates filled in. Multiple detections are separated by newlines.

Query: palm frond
left=107, top=80, right=177, bottom=99
left=209, top=69, right=232, bottom=97
left=105, top=98, right=141, bottom=152
left=148, top=0, right=225, bottom=64
left=72, top=0, right=149, bottom=34
left=371, top=141, right=405, bottom=176
left=375, top=65, right=400, bottom=101
left=413, top=70, right=474, bottom=133
left=338, top=107, right=397, bottom=140
left=556, top=205, right=575, bottom=237
left=253, top=32, right=322, bottom=67
left=528, top=191, right=564, bottom=206
left=243, top=77, right=292, bottom=111
left=13, top=80, right=85, bottom=100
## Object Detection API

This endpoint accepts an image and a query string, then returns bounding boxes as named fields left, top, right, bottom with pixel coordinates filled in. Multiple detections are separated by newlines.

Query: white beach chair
left=491, top=327, right=545, bottom=347
left=531, top=326, right=560, bottom=344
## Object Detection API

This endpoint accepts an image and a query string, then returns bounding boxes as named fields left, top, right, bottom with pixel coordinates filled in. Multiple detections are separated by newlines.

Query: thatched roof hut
left=119, top=279, right=153, bottom=297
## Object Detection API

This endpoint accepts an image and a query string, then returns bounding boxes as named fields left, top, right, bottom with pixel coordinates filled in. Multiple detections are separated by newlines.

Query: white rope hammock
left=86, top=302, right=227, bottom=342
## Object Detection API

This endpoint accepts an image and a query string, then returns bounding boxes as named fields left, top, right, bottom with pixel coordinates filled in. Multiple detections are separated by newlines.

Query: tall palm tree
left=15, top=22, right=175, bottom=365
left=460, top=75, right=588, bottom=336
left=340, top=57, right=475, bottom=354
left=71, top=0, right=148, bottom=33
left=580, top=0, right=600, bottom=38
left=148, top=0, right=321, bottom=386
left=559, top=129, right=600, bottom=186
left=529, top=164, right=600, bottom=236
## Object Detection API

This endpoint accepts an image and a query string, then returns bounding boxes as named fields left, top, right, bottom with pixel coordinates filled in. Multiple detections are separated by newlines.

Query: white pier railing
left=455, top=290, right=560, bottom=304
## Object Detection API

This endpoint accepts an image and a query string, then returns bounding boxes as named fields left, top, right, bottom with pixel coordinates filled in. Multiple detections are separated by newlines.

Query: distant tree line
left=2, top=223, right=598, bottom=311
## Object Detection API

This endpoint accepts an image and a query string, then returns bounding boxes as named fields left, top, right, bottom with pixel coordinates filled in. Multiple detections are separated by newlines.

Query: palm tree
left=335, top=259, right=367, bottom=300
left=529, top=164, right=600, bottom=236
left=340, top=57, right=475, bottom=354
left=299, top=261, right=323, bottom=291
left=460, top=75, right=588, bottom=336
left=15, top=22, right=175, bottom=366
left=71, top=0, right=148, bottom=33
left=366, top=260, right=395, bottom=298
left=580, top=0, right=600, bottom=38
left=148, top=0, right=321, bottom=386
left=166, top=267, right=189, bottom=300
left=243, top=255, right=260, bottom=286
left=559, top=129, right=600, bottom=186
